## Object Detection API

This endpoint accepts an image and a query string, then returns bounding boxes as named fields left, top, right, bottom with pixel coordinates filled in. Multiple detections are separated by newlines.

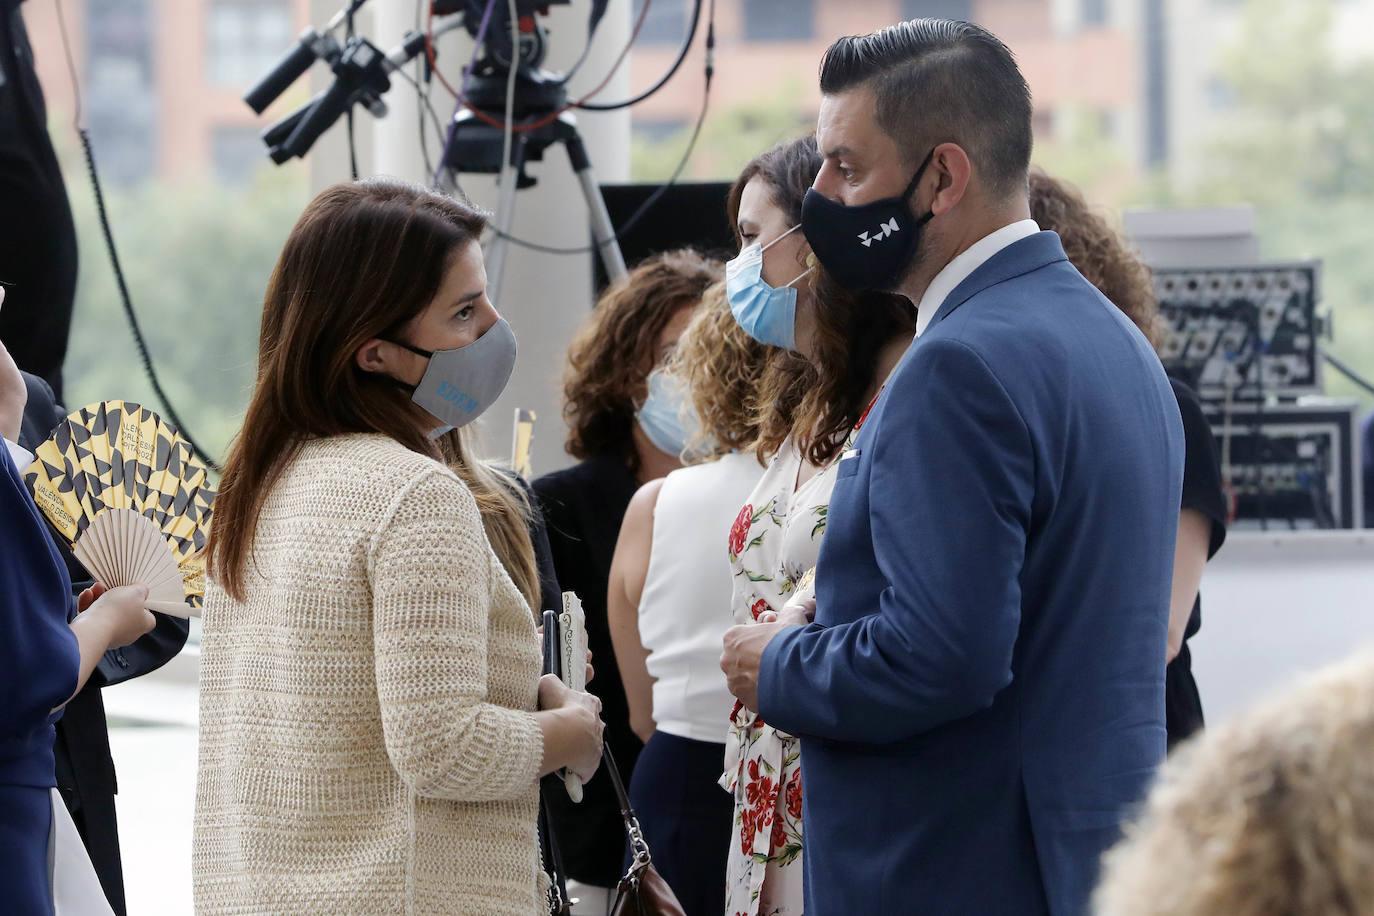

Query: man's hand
left=0, top=287, right=29, bottom=443
left=721, top=616, right=806, bottom=713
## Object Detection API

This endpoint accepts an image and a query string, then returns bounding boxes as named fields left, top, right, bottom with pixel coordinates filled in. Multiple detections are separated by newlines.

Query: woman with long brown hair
left=719, top=135, right=916, bottom=916
left=195, top=179, right=603, bottom=915
left=532, top=249, right=719, bottom=898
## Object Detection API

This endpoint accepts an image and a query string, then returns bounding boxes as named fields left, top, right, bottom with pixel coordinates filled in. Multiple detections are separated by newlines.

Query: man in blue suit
left=720, top=20, right=1184, bottom=915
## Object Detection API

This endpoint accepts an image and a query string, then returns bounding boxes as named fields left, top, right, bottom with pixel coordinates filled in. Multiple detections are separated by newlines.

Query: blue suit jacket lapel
left=928, top=231, right=1070, bottom=331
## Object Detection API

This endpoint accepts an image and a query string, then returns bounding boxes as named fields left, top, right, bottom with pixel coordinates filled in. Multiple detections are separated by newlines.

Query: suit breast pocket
left=835, top=454, right=864, bottom=480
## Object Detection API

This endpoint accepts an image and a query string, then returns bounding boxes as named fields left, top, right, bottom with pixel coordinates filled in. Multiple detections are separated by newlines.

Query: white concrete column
left=370, top=0, right=432, bottom=182
left=463, top=3, right=633, bottom=476
left=308, top=0, right=376, bottom=192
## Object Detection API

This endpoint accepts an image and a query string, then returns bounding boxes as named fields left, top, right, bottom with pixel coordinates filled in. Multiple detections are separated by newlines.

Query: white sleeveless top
left=639, top=451, right=765, bottom=743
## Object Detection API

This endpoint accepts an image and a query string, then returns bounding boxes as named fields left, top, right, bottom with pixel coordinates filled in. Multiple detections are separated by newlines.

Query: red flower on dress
left=785, top=767, right=803, bottom=819
left=744, top=761, right=765, bottom=807
left=770, top=814, right=788, bottom=852
left=728, top=504, right=753, bottom=556
left=740, top=807, right=756, bottom=855
left=750, top=598, right=768, bottom=621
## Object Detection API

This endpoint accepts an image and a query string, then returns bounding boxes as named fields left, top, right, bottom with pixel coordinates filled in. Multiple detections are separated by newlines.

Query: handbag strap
left=538, top=777, right=571, bottom=915
left=601, top=745, right=652, bottom=869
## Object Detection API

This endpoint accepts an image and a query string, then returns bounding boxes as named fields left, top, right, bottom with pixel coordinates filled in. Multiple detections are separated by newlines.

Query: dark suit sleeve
left=759, top=339, right=1034, bottom=743
left=19, top=371, right=64, bottom=447
left=95, top=616, right=189, bottom=687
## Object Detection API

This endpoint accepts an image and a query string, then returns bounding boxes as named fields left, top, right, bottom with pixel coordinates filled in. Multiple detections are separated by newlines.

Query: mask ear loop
left=760, top=223, right=803, bottom=252
left=785, top=264, right=815, bottom=289
left=762, top=224, right=814, bottom=288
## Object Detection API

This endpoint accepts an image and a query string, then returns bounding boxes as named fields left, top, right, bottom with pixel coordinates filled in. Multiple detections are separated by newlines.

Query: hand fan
left=24, top=401, right=215, bottom=618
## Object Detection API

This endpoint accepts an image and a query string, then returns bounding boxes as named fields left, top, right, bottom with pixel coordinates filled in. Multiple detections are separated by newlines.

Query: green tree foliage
left=1165, top=0, right=1374, bottom=406
left=61, top=165, right=309, bottom=465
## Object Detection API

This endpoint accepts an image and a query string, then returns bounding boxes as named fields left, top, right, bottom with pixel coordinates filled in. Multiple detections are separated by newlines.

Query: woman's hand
left=81, top=584, right=157, bottom=651
left=537, top=673, right=604, bottom=783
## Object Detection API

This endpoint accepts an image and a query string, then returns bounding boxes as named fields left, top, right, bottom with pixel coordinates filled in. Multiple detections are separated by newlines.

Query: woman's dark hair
left=561, top=249, right=720, bottom=472
left=1028, top=168, right=1163, bottom=348
left=729, top=136, right=916, bottom=466
left=207, top=179, right=538, bottom=606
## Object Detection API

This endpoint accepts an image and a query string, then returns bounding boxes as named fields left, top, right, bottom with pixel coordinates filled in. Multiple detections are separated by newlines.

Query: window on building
left=87, top=0, right=157, bottom=186
left=633, top=0, right=690, bottom=45
left=1081, top=0, right=1109, bottom=27
left=901, top=0, right=974, bottom=21
left=212, top=126, right=269, bottom=186
left=208, top=1, right=293, bottom=87
left=742, top=0, right=814, bottom=42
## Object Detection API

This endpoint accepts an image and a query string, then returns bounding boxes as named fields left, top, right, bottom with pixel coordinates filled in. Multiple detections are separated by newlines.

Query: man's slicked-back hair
left=819, top=18, right=1033, bottom=198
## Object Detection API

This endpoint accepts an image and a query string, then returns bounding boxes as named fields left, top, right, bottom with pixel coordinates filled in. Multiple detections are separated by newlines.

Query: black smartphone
left=541, top=608, right=561, bottom=680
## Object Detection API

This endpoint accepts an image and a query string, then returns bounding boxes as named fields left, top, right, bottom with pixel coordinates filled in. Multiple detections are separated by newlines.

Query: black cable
left=577, top=0, right=703, bottom=111
left=491, top=85, right=707, bottom=254
left=1324, top=351, right=1374, bottom=397
left=346, top=9, right=360, bottom=179
left=77, top=131, right=221, bottom=472
left=491, top=2, right=715, bottom=256
left=55, top=0, right=219, bottom=470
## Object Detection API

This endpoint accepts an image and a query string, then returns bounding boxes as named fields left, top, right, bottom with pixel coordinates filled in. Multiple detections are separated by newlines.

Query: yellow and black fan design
left=24, top=401, right=215, bottom=618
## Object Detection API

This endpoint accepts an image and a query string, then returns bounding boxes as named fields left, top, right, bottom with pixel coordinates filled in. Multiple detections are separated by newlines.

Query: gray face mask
left=387, top=318, right=518, bottom=433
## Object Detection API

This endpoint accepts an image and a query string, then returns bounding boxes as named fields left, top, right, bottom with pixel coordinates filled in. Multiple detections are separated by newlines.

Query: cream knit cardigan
left=194, top=434, right=546, bottom=915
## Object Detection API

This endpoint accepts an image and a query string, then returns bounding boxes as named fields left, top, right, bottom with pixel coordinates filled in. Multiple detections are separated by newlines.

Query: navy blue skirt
left=0, top=784, right=54, bottom=915
left=626, top=732, right=732, bottom=916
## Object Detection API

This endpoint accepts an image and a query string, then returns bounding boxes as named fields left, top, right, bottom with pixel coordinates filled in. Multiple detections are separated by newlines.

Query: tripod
left=438, top=107, right=628, bottom=304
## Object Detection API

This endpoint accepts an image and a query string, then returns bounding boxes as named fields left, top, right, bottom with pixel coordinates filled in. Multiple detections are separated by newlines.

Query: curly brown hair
left=561, top=249, right=721, bottom=471
left=1094, top=649, right=1374, bottom=916
left=731, top=136, right=917, bottom=467
left=1028, top=168, right=1163, bottom=348
left=672, top=279, right=771, bottom=459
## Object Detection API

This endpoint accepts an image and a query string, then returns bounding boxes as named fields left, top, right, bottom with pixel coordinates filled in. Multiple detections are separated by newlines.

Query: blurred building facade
left=628, top=0, right=1154, bottom=173
left=22, top=0, right=312, bottom=186
left=22, top=0, right=1374, bottom=190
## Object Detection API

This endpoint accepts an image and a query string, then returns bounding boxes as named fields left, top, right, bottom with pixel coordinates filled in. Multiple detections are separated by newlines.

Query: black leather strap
left=602, top=744, right=633, bottom=815
left=539, top=776, right=571, bottom=914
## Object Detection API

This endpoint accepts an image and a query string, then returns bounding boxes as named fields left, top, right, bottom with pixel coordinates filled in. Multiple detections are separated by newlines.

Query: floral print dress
left=720, top=442, right=842, bottom=916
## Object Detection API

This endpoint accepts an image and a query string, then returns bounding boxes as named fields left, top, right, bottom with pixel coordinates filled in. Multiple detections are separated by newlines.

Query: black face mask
left=800, top=148, right=936, bottom=292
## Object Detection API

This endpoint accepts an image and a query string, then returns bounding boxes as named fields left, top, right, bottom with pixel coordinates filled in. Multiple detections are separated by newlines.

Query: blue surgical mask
left=725, top=224, right=814, bottom=350
left=636, top=368, right=713, bottom=460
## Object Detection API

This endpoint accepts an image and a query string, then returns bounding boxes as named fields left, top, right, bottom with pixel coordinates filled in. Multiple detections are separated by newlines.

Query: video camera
left=243, top=0, right=605, bottom=163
